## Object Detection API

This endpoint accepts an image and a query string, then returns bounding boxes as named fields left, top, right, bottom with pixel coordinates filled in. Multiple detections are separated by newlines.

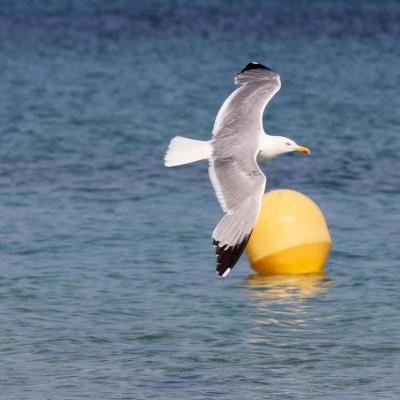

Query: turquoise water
left=1, top=1, right=400, bottom=398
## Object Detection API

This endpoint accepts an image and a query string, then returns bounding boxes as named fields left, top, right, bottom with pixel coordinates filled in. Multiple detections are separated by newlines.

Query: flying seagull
left=164, top=62, right=310, bottom=277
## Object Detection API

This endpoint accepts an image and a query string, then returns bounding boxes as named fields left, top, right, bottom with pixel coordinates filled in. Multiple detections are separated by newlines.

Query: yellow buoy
left=246, top=189, right=331, bottom=275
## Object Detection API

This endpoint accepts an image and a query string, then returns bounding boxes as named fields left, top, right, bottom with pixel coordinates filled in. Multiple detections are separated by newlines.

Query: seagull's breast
left=257, top=134, right=278, bottom=161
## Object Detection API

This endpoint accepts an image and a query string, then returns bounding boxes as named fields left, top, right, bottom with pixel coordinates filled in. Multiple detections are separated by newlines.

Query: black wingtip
left=213, top=232, right=253, bottom=277
left=239, top=62, right=272, bottom=74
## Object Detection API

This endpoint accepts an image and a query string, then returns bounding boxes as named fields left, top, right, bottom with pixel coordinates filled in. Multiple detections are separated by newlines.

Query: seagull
left=164, top=62, right=310, bottom=277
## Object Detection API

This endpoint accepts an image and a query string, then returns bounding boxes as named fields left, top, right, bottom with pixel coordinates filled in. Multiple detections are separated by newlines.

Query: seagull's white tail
left=164, top=136, right=212, bottom=167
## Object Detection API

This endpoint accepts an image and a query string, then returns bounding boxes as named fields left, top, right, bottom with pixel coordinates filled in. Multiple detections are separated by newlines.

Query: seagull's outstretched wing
left=210, top=155, right=266, bottom=277
left=209, top=62, right=279, bottom=276
left=213, top=62, right=281, bottom=137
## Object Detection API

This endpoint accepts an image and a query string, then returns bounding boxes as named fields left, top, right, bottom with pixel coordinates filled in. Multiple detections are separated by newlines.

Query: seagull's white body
left=164, top=62, right=310, bottom=277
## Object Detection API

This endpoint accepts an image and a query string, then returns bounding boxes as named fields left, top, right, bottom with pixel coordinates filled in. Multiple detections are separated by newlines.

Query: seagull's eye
left=285, top=142, right=291, bottom=146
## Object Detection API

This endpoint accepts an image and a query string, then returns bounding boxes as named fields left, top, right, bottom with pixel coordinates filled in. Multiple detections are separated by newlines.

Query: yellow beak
left=295, top=146, right=311, bottom=155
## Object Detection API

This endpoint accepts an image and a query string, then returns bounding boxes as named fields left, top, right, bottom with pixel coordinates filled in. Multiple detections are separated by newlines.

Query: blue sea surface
left=0, top=0, right=400, bottom=399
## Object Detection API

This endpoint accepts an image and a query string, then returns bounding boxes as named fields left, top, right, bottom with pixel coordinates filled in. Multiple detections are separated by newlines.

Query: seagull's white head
left=259, top=135, right=310, bottom=161
left=275, top=136, right=311, bottom=155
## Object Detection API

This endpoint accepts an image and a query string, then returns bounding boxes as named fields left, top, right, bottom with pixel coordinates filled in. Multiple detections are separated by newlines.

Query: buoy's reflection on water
left=244, top=273, right=331, bottom=301
left=243, top=274, right=332, bottom=344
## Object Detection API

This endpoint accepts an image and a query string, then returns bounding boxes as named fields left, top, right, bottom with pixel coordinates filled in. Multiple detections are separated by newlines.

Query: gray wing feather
left=209, top=63, right=279, bottom=275
left=209, top=137, right=266, bottom=213
left=209, top=63, right=281, bottom=276
left=210, top=159, right=266, bottom=276
left=210, top=64, right=278, bottom=214
left=213, top=67, right=281, bottom=136
left=210, top=150, right=266, bottom=247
